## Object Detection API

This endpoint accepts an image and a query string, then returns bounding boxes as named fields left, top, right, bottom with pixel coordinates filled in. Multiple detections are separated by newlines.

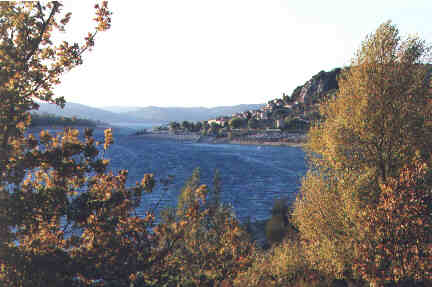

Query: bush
left=352, top=158, right=432, bottom=285
left=265, top=198, right=298, bottom=246
left=152, top=169, right=256, bottom=286
left=234, top=239, right=332, bottom=287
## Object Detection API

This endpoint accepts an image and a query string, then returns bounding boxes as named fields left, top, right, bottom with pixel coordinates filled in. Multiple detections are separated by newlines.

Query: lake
left=101, top=126, right=308, bottom=222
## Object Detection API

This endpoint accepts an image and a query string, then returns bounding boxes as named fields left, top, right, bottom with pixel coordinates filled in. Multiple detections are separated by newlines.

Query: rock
left=291, top=68, right=342, bottom=105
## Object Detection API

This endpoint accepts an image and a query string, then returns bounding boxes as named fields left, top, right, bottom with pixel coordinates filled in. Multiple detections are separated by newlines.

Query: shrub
left=265, top=198, right=298, bottom=246
left=353, top=157, right=432, bottom=285
left=152, top=169, right=256, bottom=286
left=234, top=239, right=332, bottom=287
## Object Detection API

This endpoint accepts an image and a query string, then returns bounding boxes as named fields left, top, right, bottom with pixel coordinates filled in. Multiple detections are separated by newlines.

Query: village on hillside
left=144, top=68, right=341, bottom=145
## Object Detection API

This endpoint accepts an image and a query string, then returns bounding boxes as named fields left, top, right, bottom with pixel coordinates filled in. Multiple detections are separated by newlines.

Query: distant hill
left=100, top=106, right=141, bottom=113
left=35, top=102, right=146, bottom=124
left=285, top=68, right=342, bottom=106
left=35, top=102, right=264, bottom=125
left=114, top=104, right=265, bottom=123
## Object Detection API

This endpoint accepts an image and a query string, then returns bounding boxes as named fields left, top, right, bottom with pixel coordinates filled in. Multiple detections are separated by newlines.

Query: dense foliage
left=148, top=169, right=256, bottom=286
left=0, top=2, right=158, bottom=285
left=293, top=21, right=432, bottom=285
left=0, top=3, right=430, bottom=286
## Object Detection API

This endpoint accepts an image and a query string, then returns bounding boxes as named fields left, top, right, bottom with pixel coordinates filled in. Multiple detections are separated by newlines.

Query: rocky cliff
left=288, top=68, right=341, bottom=106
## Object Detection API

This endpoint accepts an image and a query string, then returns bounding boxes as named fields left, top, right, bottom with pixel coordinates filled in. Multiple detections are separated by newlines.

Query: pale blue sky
left=54, top=0, right=432, bottom=108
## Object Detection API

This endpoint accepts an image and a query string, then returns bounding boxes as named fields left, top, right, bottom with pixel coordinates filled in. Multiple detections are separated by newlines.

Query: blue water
left=29, top=126, right=307, bottom=222
left=101, top=126, right=307, bottom=222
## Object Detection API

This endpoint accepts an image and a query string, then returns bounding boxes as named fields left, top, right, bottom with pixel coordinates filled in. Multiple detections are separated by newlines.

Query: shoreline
left=131, top=131, right=306, bottom=148
left=27, top=126, right=306, bottom=148
left=27, top=125, right=110, bottom=133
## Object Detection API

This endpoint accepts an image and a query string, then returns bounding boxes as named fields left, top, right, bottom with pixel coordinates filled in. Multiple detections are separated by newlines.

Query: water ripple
left=99, top=129, right=307, bottom=221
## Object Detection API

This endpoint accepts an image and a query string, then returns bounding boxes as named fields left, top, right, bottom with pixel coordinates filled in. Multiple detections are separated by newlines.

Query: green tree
left=293, top=21, right=432, bottom=282
left=181, top=120, right=191, bottom=132
left=229, top=117, right=244, bottom=129
left=169, top=121, right=181, bottom=131
left=284, top=118, right=309, bottom=131
left=194, top=121, right=203, bottom=132
left=271, top=108, right=288, bottom=121
left=209, top=122, right=220, bottom=135
left=30, top=113, right=99, bottom=127
left=201, top=121, right=210, bottom=135
left=265, top=198, right=298, bottom=246
left=247, top=118, right=259, bottom=130
left=211, top=169, right=222, bottom=206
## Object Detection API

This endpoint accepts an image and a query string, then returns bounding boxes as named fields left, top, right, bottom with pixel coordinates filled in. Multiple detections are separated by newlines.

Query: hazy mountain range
left=112, top=104, right=264, bottom=123
left=35, top=102, right=264, bottom=125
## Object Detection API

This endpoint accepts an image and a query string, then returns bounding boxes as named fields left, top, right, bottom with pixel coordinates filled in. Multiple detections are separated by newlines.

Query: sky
left=54, top=0, right=432, bottom=108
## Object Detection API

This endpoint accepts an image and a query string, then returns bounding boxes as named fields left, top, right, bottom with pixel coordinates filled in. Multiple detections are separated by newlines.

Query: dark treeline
left=30, top=113, right=105, bottom=128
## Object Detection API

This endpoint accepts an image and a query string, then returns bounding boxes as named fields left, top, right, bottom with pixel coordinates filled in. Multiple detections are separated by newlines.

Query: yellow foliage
left=234, top=239, right=330, bottom=287
left=294, top=21, right=432, bottom=284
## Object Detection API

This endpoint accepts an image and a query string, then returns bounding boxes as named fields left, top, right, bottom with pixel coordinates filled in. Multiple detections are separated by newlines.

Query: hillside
left=35, top=102, right=265, bottom=125
left=100, top=106, right=141, bottom=113
left=113, top=104, right=264, bottom=123
left=287, top=67, right=341, bottom=106
left=34, top=69, right=346, bottom=126
left=35, top=102, right=148, bottom=124
left=207, top=68, right=343, bottom=129
left=34, top=67, right=346, bottom=127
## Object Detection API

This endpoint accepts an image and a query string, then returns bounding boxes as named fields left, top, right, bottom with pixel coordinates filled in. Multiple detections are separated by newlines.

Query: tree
left=247, top=118, right=258, bottom=130
left=193, top=121, right=202, bottom=132
left=245, top=111, right=252, bottom=120
left=353, top=157, right=432, bottom=285
left=265, top=198, right=289, bottom=245
left=229, top=117, right=244, bottom=129
left=271, top=108, right=288, bottom=121
left=233, top=239, right=329, bottom=287
left=30, top=113, right=99, bottom=127
left=211, top=169, right=222, bottom=206
left=156, top=169, right=255, bottom=286
left=0, top=3, right=186, bottom=286
left=293, top=21, right=432, bottom=282
left=282, top=92, right=292, bottom=104
left=169, top=121, right=181, bottom=131
left=284, top=118, right=309, bottom=131
left=209, top=122, right=220, bottom=135
left=181, top=120, right=191, bottom=132
left=308, top=21, right=432, bottom=190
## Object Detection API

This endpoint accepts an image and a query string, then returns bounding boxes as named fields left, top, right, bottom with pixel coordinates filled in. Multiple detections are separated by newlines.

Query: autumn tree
left=293, top=21, right=432, bottom=283
left=353, top=156, right=432, bottom=285
left=234, top=239, right=329, bottom=287
left=154, top=169, right=256, bottom=286
left=0, top=2, right=184, bottom=286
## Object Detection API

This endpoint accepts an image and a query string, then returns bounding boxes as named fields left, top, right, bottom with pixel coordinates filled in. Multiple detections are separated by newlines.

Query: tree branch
left=24, top=1, right=58, bottom=63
